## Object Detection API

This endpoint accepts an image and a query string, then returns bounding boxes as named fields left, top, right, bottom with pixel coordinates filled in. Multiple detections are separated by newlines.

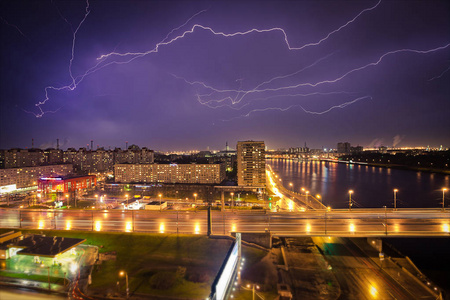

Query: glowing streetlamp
left=230, top=192, right=234, bottom=211
left=246, top=284, right=260, bottom=300
left=125, top=194, right=129, bottom=208
left=393, top=189, right=398, bottom=210
left=119, top=271, right=129, bottom=299
left=305, top=191, right=309, bottom=207
left=194, top=193, right=197, bottom=202
left=289, top=182, right=293, bottom=191
left=316, top=194, right=322, bottom=203
left=348, top=190, right=353, bottom=210
left=443, top=188, right=447, bottom=211
left=158, top=194, right=162, bottom=212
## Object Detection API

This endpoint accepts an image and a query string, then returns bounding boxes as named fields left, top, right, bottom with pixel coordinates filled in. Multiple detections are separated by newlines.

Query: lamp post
left=193, top=193, right=198, bottom=213
left=230, top=192, right=234, bottom=211
left=65, top=194, right=69, bottom=207
left=348, top=190, right=353, bottom=210
left=158, top=194, right=162, bottom=212
left=393, top=189, right=398, bottom=210
left=119, top=271, right=129, bottom=299
left=443, top=188, right=447, bottom=211
left=325, top=206, right=330, bottom=235
left=383, top=206, right=387, bottom=235
left=289, top=182, right=293, bottom=191
left=125, top=194, right=129, bottom=209
left=316, top=194, right=322, bottom=203
left=305, top=191, right=310, bottom=207
left=246, top=284, right=260, bottom=300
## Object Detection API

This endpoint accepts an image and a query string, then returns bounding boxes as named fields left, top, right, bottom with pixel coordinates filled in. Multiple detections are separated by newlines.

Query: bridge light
left=125, top=221, right=132, bottom=232
left=306, top=224, right=311, bottom=233
left=369, top=285, right=377, bottom=297
left=349, top=224, right=355, bottom=232
left=95, top=221, right=102, bottom=231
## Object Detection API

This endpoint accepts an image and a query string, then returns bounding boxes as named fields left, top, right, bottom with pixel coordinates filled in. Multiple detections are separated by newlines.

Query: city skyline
left=1, top=0, right=449, bottom=150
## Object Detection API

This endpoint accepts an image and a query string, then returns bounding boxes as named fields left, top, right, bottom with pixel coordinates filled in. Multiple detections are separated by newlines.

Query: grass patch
left=0, top=229, right=232, bottom=299
left=0, top=271, right=64, bottom=285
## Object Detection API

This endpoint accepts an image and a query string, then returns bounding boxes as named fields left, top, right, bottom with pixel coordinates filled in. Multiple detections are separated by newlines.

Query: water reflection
left=268, top=159, right=449, bottom=208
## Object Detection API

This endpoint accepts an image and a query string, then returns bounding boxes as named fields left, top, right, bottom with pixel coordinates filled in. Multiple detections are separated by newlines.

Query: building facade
left=0, top=145, right=154, bottom=174
left=0, top=164, right=73, bottom=189
left=38, top=175, right=96, bottom=194
left=114, top=163, right=226, bottom=184
left=236, top=141, right=266, bottom=187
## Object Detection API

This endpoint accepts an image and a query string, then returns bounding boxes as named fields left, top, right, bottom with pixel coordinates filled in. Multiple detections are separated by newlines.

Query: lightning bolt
left=223, top=95, right=372, bottom=121
left=28, top=0, right=448, bottom=121
left=428, top=65, right=450, bottom=81
left=0, top=16, right=30, bottom=41
left=177, top=44, right=450, bottom=96
left=295, top=0, right=381, bottom=50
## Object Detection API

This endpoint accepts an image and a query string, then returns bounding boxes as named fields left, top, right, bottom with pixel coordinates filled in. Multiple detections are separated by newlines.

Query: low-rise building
left=38, top=175, right=96, bottom=194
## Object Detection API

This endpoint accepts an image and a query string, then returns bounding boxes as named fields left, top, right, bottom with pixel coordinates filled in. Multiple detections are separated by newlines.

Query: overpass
left=0, top=208, right=449, bottom=237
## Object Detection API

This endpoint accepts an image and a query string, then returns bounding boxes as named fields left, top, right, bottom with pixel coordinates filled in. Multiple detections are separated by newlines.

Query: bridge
left=0, top=208, right=448, bottom=237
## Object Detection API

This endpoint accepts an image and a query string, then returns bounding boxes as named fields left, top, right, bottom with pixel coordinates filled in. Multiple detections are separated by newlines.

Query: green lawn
left=0, top=271, right=64, bottom=285
left=0, top=228, right=275, bottom=299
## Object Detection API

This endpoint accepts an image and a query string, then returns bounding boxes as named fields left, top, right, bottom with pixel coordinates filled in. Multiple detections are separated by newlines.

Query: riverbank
left=320, top=158, right=450, bottom=175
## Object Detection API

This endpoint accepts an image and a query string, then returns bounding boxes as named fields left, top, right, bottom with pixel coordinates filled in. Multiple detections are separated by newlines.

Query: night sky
left=1, top=0, right=449, bottom=151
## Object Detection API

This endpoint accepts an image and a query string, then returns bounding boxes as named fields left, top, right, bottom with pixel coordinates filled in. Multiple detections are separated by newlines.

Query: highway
left=312, top=236, right=436, bottom=299
left=0, top=208, right=449, bottom=237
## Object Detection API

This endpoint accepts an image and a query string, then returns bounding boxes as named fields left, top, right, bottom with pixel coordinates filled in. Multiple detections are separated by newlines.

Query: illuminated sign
left=0, top=184, right=17, bottom=194
left=215, top=242, right=238, bottom=300
left=170, top=163, right=178, bottom=167
left=40, top=177, right=62, bottom=181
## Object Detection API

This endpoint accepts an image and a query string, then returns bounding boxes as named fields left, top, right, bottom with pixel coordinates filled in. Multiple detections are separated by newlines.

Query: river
left=267, top=159, right=450, bottom=209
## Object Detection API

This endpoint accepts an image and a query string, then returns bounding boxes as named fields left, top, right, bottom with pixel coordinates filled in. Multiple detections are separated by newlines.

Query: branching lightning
left=27, top=0, right=449, bottom=121
left=428, top=65, right=450, bottom=81
left=224, top=95, right=372, bottom=121
left=0, top=16, right=30, bottom=41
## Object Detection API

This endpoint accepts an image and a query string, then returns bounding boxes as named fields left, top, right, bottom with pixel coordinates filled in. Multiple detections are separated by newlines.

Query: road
left=313, top=236, right=436, bottom=299
left=0, top=287, right=65, bottom=300
left=0, top=208, right=449, bottom=237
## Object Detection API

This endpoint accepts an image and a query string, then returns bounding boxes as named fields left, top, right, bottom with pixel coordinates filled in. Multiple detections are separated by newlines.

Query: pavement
left=275, top=237, right=340, bottom=300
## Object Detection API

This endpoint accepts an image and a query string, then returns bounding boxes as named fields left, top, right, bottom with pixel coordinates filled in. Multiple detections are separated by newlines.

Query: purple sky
left=0, top=0, right=449, bottom=151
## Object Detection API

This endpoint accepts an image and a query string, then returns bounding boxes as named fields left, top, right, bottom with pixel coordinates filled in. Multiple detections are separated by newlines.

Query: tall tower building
left=237, top=141, right=265, bottom=187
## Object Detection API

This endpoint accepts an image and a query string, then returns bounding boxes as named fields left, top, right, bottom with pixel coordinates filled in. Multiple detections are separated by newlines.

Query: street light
left=393, top=189, right=398, bottom=210
left=158, top=194, right=162, bottom=212
left=305, top=191, right=309, bottom=207
left=230, top=192, right=234, bottom=211
left=119, top=271, right=129, bottom=299
left=125, top=194, right=129, bottom=208
left=443, top=188, right=447, bottom=211
left=246, top=283, right=260, bottom=300
left=348, top=190, right=353, bottom=210
left=289, top=182, right=293, bottom=191
left=193, top=193, right=198, bottom=213
left=316, top=194, right=322, bottom=203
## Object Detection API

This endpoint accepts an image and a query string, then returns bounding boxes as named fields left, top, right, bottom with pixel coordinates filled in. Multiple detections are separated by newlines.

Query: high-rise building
left=237, top=141, right=265, bottom=187
left=337, top=142, right=351, bottom=154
